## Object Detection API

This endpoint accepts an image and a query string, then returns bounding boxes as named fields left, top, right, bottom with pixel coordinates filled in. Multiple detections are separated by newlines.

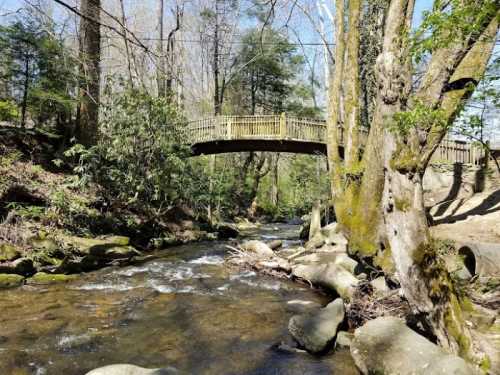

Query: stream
left=0, top=224, right=359, bottom=374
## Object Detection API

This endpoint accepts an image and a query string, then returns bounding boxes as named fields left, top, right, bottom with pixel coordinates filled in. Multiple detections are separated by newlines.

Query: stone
left=85, top=364, right=179, bottom=375
left=0, top=244, right=21, bottom=262
left=294, top=252, right=358, bottom=274
left=288, top=298, right=345, bottom=353
left=0, top=273, right=24, bottom=289
left=216, top=223, right=239, bottom=239
left=90, top=245, right=141, bottom=260
left=267, top=239, right=283, bottom=250
left=370, top=276, right=390, bottom=295
left=27, top=272, right=77, bottom=285
left=321, top=223, right=348, bottom=248
left=350, top=317, right=480, bottom=375
left=335, top=331, right=354, bottom=349
left=292, top=263, right=358, bottom=300
left=0, top=257, right=35, bottom=276
left=59, top=235, right=130, bottom=254
left=29, top=237, right=59, bottom=253
left=241, top=240, right=275, bottom=258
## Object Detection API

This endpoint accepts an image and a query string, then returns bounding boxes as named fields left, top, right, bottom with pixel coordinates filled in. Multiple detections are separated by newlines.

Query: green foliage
left=0, top=99, right=19, bottom=121
left=392, top=102, right=447, bottom=136
left=228, top=27, right=307, bottom=115
left=6, top=202, right=45, bottom=220
left=0, top=13, right=76, bottom=128
left=66, top=83, right=192, bottom=209
left=411, top=0, right=498, bottom=62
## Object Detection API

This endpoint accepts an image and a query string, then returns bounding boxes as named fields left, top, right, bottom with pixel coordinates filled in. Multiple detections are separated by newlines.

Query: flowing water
left=0, top=224, right=359, bottom=375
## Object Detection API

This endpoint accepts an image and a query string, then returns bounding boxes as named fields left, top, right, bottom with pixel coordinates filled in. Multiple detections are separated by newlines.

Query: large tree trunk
left=20, top=56, right=29, bottom=128
left=76, top=0, right=101, bottom=146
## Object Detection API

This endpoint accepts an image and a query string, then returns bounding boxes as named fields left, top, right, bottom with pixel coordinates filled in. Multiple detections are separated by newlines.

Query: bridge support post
left=280, top=112, right=286, bottom=138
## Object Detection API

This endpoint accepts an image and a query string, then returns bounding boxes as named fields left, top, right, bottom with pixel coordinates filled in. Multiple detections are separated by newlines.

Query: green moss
left=28, top=272, right=77, bottom=285
left=390, top=144, right=420, bottom=173
left=394, top=198, right=411, bottom=212
left=479, top=355, right=491, bottom=372
left=444, top=294, right=471, bottom=359
left=335, top=187, right=380, bottom=257
left=0, top=244, right=21, bottom=262
left=374, top=247, right=396, bottom=275
left=0, top=273, right=25, bottom=289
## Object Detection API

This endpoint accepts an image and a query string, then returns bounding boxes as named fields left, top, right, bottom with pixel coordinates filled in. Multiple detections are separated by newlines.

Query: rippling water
left=0, top=224, right=359, bottom=375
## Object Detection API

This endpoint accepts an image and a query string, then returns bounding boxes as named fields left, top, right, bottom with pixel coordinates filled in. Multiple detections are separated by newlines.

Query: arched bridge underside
left=192, top=139, right=329, bottom=156
left=186, top=114, right=485, bottom=165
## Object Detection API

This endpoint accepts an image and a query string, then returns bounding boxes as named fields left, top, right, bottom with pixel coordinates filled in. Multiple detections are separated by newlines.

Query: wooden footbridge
left=185, top=114, right=486, bottom=165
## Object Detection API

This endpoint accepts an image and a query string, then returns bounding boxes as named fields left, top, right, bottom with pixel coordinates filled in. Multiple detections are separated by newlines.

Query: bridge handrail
left=184, top=114, right=485, bottom=165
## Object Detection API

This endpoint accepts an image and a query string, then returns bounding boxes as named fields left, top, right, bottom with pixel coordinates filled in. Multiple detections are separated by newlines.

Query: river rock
left=335, top=331, right=354, bottom=349
left=89, top=245, right=141, bottom=260
left=350, top=317, right=480, bottom=375
left=370, top=276, right=390, bottom=295
left=0, top=273, right=24, bottom=289
left=0, top=257, right=35, bottom=276
left=294, top=252, right=358, bottom=274
left=59, top=235, right=130, bottom=254
left=241, top=240, right=275, bottom=258
left=292, top=263, right=358, bottom=300
left=288, top=298, right=345, bottom=353
left=267, top=239, right=283, bottom=250
left=321, top=223, right=348, bottom=248
left=0, top=244, right=21, bottom=262
left=86, top=364, right=179, bottom=375
left=216, top=223, right=239, bottom=239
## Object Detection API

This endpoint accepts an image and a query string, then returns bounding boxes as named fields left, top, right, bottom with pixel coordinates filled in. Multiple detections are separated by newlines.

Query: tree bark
left=76, top=0, right=101, bottom=146
left=20, top=56, right=29, bottom=128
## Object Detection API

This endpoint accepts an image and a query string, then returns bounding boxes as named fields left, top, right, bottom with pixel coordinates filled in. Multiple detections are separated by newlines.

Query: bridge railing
left=185, top=115, right=485, bottom=165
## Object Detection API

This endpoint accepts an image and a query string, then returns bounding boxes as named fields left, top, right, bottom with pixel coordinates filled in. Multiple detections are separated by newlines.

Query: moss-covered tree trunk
left=326, top=0, right=498, bottom=362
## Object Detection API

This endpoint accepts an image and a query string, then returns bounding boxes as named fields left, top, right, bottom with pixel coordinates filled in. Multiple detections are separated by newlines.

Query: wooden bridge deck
left=185, top=114, right=485, bottom=165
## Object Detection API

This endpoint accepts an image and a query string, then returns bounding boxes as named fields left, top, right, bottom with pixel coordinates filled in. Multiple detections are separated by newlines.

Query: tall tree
left=327, top=0, right=498, bottom=361
left=76, top=0, right=101, bottom=146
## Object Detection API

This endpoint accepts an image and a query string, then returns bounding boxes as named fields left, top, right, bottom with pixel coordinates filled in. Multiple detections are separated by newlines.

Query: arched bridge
left=185, top=114, right=485, bottom=165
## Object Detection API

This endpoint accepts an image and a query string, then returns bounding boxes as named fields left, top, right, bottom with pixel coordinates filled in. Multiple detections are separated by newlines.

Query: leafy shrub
left=66, top=84, right=192, bottom=211
left=0, top=100, right=19, bottom=122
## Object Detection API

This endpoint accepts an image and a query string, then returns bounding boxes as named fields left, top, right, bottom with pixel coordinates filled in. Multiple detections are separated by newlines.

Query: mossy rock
left=0, top=244, right=21, bottom=262
left=59, top=235, right=130, bottom=254
left=89, top=245, right=141, bottom=259
left=27, top=272, right=77, bottom=285
left=0, top=273, right=25, bottom=289
left=29, top=237, right=59, bottom=253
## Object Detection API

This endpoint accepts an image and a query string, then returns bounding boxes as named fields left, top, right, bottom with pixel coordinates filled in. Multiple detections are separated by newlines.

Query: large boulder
left=59, top=235, right=130, bottom=254
left=240, top=240, right=275, bottom=258
left=288, top=298, right=345, bottom=353
left=294, top=252, right=358, bottom=274
left=292, top=263, right=358, bottom=300
left=0, top=274, right=24, bottom=289
left=350, top=317, right=480, bottom=375
left=0, top=257, right=35, bottom=276
left=215, top=223, right=239, bottom=239
left=0, top=244, right=21, bottom=262
left=86, top=364, right=178, bottom=375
